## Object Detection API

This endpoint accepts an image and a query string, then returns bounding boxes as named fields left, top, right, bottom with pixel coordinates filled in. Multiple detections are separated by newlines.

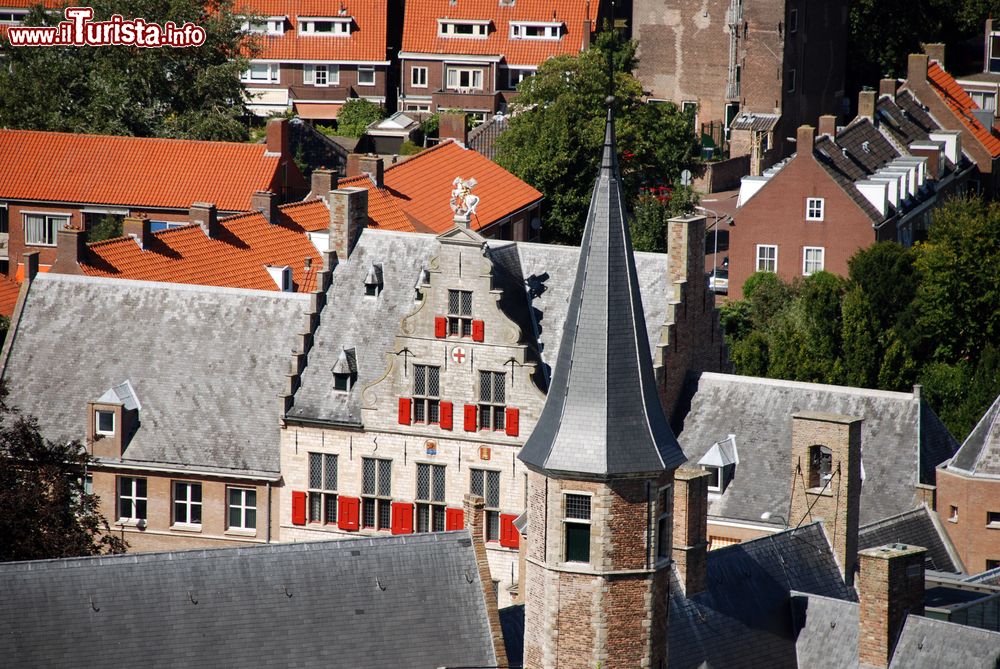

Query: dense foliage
left=336, top=99, right=387, bottom=138
left=0, top=0, right=253, bottom=141
left=495, top=31, right=700, bottom=245
left=0, top=390, right=127, bottom=561
left=722, top=194, right=1000, bottom=442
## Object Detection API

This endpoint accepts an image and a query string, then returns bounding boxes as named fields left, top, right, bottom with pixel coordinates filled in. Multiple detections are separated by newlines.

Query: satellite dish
left=680, top=169, right=693, bottom=186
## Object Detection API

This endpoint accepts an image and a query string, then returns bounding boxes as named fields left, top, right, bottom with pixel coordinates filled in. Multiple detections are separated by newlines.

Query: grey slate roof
left=877, top=91, right=938, bottom=146
left=518, top=109, right=685, bottom=477
left=859, top=504, right=963, bottom=573
left=287, top=231, right=674, bottom=427
left=889, top=614, right=1000, bottom=668
left=834, top=118, right=901, bottom=175
left=0, top=532, right=497, bottom=669
left=0, top=273, right=308, bottom=475
left=946, top=391, right=1000, bottom=477
left=667, top=522, right=855, bottom=669
left=467, top=113, right=509, bottom=160
left=673, top=373, right=959, bottom=527
left=789, top=593, right=859, bottom=669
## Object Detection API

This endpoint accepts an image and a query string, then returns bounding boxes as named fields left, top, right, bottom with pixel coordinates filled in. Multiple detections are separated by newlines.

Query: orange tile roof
left=80, top=203, right=321, bottom=292
left=0, top=275, right=22, bottom=317
left=927, top=61, right=1000, bottom=158
left=339, top=140, right=542, bottom=233
left=402, top=0, right=592, bottom=67
left=238, top=0, right=388, bottom=62
left=0, top=129, right=297, bottom=212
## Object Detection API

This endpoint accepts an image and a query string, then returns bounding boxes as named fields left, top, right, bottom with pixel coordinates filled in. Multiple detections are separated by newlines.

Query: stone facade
left=788, top=412, right=862, bottom=585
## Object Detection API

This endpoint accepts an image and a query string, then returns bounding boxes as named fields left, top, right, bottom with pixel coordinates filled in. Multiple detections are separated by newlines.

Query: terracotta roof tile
left=402, top=0, right=592, bottom=67
left=0, top=129, right=298, bottom=212
left=927, top=61, right=1000, bottom=158
left=238, top=0, right=388, bottom=62
left=80, top=203, right=321, bottom=292
left=0, top=276, right=22, bottom=318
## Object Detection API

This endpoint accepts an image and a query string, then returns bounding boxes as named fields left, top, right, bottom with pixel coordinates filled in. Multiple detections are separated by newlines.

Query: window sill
left=806, top=487, right=832, bottom=497
left=116, top=518, right=146, bottom=528
left=225, top=528, right=257, bottom=538
left=986, top=522, right=1000, bottom=530
left=170, top=523, right=202, bottom=533
left=948, top=517, right=959, bottom=524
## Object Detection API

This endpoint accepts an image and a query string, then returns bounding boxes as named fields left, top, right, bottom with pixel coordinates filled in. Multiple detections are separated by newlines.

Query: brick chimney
left=123, top=215, right=151, bottom=250
left=907, top=53, right=929, bottom=85
left=880, top=78, right=898, bottom=100
left=672, top=469, right=710, bottom=596
left=439, top=112, right=468, bottom=145
left=858, top=90, right=876, bottom=121
left=311, top=168, right=337, bottom=201
left=265, top=117, right=290, bottom=156
left=666, top=214, right=707, bottom=286
left=22, top=251, right=39, bottom=283
left=797, top=124, right=816, bottom=154
left=51, top=224, right=87, bottom=275
left=328, top=187, right=368, bottom=261
left=190, top=202, right=220, bottom=239
left=858, top=544, right=927, bottom=668
left=924, top=42, right=945, bottom=68
left=356, top=155, right=384, bottom=188
left=252, top=190, right=279, bottom=224
left=464, top=494, right=509, bottom=669
left=581, top=19, right=591, bottom=51
left=818, top=114, right=837, bottom=137
left=788, top=412, right=863, bottom=586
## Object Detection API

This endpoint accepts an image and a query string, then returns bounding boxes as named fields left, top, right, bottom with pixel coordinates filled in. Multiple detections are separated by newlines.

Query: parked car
left=708, top=268, right=728, bottom=294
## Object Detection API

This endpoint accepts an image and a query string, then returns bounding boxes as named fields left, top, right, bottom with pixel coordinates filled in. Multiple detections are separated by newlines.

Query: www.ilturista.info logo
left=7, top=7, right=206, bottom=47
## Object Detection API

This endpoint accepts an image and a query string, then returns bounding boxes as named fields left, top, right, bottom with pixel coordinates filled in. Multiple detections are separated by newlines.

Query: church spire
left=518, top=101, right=686, bottom=478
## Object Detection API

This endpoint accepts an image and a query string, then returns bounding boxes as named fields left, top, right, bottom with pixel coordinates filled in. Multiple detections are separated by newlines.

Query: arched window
left=809, top=445, right=833, bottom=489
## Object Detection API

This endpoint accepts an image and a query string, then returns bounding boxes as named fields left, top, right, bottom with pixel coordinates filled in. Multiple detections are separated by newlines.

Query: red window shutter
left=440, top=401, right=453, bottom=430
left=291, top=491, right=307, bottom=526
left=499, top=513, right=519, bottom=548
left=472, top=319, right=485, bottom=342
left=398, top=397, right=412, bottom=425
left=338, top=496, right=360, bottom=531
left=505, top=407, right=520, bottom=437
left=391, top=502, right=414, bottom=535
left=434, top=316, right=447, bottom=338
left=464, top=404, right=478, bottom=432
left=445, top=507, right=465, bottom=531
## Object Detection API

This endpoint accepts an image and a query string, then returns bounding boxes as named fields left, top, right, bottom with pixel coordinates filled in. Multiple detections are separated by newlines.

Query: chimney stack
left=788, top=412, right=863, bottom=586
left=463, top=494, right=510, bottom=669
left=672, top=469, right=711, bottom=596
left=858, top=544, right=927, bottom=668
left=265, top=117, right=290, bottom=156
left=190, top=202, right=220, bottom=239
left=328, top=187, right=368, bottom=261
left=311, top=168, right=337, bottom=201
left=50, top=224, right=87, bottom=275
left=22, top=251, right=39, bottom=283
left=356, top=155, right=384, bottom=188
left=858, top=90, right=876, bottom=121
left=123, top=215, right=151, bottom=249
left=818, top=114, right=837, bottom=137
left=252, top=190, right=280, bottom=224
left=796, top=124, right=816, bottom=154
left=907, top=54, right=929, bottom=85
left=438, top=112, right=468, bottom=146
left=879, top=78, right=898, bottom=100
left=924, top=43, right=945, bottom=68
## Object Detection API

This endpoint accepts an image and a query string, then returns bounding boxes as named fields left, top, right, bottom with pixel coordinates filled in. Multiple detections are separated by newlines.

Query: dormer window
left=415, top=268, right=430, bottom=301
left=438, top=19, right=490, bottom=38
left=698, top=435, right=738, bottom=494
left=241, top=17, right=285, bottom=35
left=95, top=410, right=115, bottom=436
left=332, top=347, right=357, bottom=392
left=364, top=262, right=383, bottom=297
left=299, top=17, right=353, bottom=35
left=809, top=445, right=833, bottom=489
left=510, top=21, right=563, bottom=40
left=0, top=9, right=27, bottom=23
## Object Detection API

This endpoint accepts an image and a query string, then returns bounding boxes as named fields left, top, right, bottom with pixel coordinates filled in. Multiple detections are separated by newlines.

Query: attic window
left=510, top=21, right=562, bottom=40
left=698, top=435, right=738, bottom=494
left=364, top=263, right=383, bottom=297
left=332, top=347, right=358, bottom=392
left=95, top=410, right=115, bottom=436
left=241, top=17, right=285, bottom=34
left=299, top=17, right=352, bottom=35
left=438, top=19, right=490, bottom=38
left=808, top=445, right=833, bottom=489
left=703, top=466, right=722, bottom=491
left=414, top=267, right=430, bottom=301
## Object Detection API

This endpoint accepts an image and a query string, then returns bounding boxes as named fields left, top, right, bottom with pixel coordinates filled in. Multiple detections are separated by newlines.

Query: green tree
left=495, top=31, right=699, bottom=244
left=0, top=0, right=254, bottom=141
left=87, top=215, right=124, bottom=244
left=629, top=185, right=698, bottom=253
left=336, top=99, right=386, bottom=138
left=0, top=393, right=127, bottom=561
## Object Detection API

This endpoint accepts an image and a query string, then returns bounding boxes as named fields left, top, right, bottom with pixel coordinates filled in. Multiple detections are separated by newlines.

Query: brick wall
left=936, top=467, right=1000, bottom=573
left=857, top=544, right=926, bottom=668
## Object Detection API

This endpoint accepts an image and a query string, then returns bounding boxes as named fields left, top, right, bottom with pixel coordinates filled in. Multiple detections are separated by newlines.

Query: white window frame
left=509, top=22, right=562, bottom=40
left=446, top=67, right=484, bottom=91
left=23, top=212, right=67, bottom=247
left=437, top=19, right=490, bottom=39
left=987, top=511, right=1000, bottom=529
left=806, top=197, right=825, bottom=221
left=508, top=67, right=532, bottom=89
left=227, top=487, right=257, bottom=532
left=172, top=481, right=203, bottom=528
left=242, top=62, right=280, bottom=84
left=95, top=410, right=115, bottom=436
left=756, top=244, right=777, bottom=273
left=562, top=491, right=593, bottom=564
left=357, top=66, right=376, bottom=86
left=703, top=465, right=722, bottom=492
left=298, top=17, right=352, bottom=36
left=971, top=91, right=997, bottom=112
left=411, top=65, right=428, bottom=88
left=241, top=17, right=284, bottom=35
left=803, top=247, right=825, bottom=276
left=304, top=63, right=340, bottom=87
left=117, top=476, right=147, bottom=523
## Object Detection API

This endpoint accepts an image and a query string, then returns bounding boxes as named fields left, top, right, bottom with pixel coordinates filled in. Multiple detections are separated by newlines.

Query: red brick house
left=397, top=0, right=592, bottom=120
left=237, top=0, right=393, bottom=119
left=0, top=120, right=306, bottom=280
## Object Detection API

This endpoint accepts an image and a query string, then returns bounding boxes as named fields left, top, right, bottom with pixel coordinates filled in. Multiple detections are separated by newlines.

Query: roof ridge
left=384, top=138, right=460, bottom=174
left=33, top=270, right=311, bottom=300
left=697, top=372, right=917, bottom=400
left=858, top=504, right=928, bottom=530
left=0, top=127, right=269, bottom=151
left=278, top=197, right=327, bottom=211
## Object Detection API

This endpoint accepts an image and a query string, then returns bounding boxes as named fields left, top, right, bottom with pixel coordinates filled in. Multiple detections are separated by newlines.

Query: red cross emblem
left=451, top=346, right=467, bottom=364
